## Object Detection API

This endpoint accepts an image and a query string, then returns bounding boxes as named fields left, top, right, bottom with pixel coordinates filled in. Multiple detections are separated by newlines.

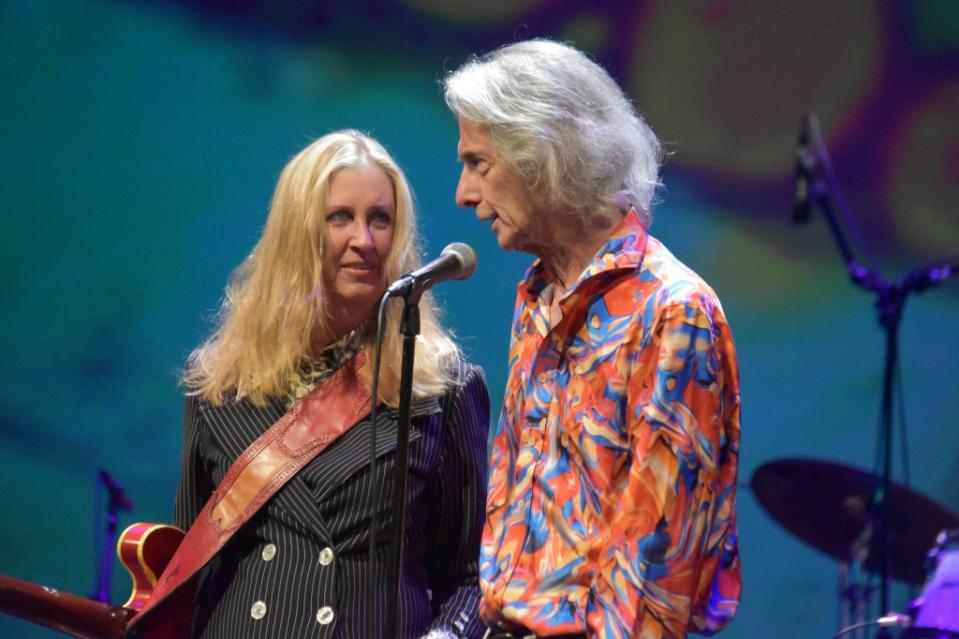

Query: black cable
left=873, top=351, right=891, bottom=482
left=366, top=293, right=391, bottom=638
left=872, top=343, right=902, bottom=488
left=895, top=346, right=910, bottom=488
left=831, top=619, right=880, bottom=639
left=895, top=345, right=919, bottom=600
left=831, top=613, right=910, bottom=639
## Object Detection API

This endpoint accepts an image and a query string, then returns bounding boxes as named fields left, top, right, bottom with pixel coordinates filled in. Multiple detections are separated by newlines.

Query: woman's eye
left=370, top=210, right=393, bottom=227
left=326, top=210, right=351, bottom=223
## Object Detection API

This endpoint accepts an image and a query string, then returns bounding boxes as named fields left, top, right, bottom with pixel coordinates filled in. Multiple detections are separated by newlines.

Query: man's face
left=454, top=117, right=543, bottom=254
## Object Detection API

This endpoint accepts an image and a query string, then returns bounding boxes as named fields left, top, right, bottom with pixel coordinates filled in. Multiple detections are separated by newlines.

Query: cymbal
left=751, top=457, right=959, bottom=584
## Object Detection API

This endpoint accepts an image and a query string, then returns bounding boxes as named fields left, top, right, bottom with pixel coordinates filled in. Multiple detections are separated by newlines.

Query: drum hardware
left=838, top=524, right=876, bottom=639
left=751, top=458, right=959, bottom=637
left=833, top=528, right=959, bottom=639
left=751, top=458, right=959, bottom=586
left=901, top=529, right=959, bottom=639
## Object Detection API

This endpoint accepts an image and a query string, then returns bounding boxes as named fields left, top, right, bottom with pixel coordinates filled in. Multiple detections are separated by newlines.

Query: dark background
left=1, top=1, right=957, bottom=637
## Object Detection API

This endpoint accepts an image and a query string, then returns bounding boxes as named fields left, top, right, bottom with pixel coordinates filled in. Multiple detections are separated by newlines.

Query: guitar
left=1, top=358, right=371, bottom=637
left=0, top=523, right=183, bottom=639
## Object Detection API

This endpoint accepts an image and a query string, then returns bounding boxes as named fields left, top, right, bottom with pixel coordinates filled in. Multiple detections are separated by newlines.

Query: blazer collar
left=199, top=394, right=440, bottom=543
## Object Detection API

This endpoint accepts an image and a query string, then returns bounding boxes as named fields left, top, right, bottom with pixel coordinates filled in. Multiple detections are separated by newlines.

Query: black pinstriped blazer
left=172, top=359, right=490, bottom=639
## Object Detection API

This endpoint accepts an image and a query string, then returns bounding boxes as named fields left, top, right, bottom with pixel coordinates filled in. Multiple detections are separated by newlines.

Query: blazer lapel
left=198, top=396, right=285, bottom=463
left=269, top=462, right=333, bottom=542
left=297, top=396, right=441, bottom=504
left=198, top=397, right=334, bottom=542
left=197, top=394, right=441, bottom=545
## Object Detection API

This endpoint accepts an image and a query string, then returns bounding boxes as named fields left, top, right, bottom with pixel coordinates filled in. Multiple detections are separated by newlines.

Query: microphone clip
left=386, top=275, right=415, bottom=299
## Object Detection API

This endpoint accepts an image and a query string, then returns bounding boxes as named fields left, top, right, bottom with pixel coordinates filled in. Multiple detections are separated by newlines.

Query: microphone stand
left=794, top=112, right=958, bottom=636
left=383, top=295, right=420, bottom=638
left=376, top=245, right=476, bottom=637
left=90, top=469, right=133, bottom=603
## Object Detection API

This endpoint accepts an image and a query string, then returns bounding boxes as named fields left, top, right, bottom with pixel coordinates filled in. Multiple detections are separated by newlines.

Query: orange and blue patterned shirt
left=479, top=209, right=742, bottom=638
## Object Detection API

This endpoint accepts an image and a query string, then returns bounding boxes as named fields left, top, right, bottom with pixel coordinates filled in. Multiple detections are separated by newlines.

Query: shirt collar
left=517, top=207, right=649, bottom=305
left=287, top=328, right=364, bottom=407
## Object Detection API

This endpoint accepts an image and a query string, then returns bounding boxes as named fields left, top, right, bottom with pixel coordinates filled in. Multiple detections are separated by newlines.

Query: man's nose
left=455, top=168, right=480, bottom=208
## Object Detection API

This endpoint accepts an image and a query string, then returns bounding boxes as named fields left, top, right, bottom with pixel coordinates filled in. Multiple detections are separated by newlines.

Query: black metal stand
left=89, top=468, right=133, bottom=603
left=794, top=112, right=958, bottom=634
left=383, top=300, right=420, bottom=638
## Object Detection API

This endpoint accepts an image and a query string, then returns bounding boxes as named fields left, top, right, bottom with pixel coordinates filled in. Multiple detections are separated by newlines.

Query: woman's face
left=321, top=164, right=395, bottom=337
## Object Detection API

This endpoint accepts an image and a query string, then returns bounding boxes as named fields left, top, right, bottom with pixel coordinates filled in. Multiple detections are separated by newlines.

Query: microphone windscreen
left=442, top=242, right=478, bottom=280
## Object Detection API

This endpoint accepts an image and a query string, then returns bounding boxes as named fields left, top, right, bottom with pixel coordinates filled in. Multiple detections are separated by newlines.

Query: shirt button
left=316, top=606, right=335, bottom=625
left=261, top=543, right=277, bottom=561
left=319, top=546, right=334, bottom=566
left=250, top=600, right=267, bottom=620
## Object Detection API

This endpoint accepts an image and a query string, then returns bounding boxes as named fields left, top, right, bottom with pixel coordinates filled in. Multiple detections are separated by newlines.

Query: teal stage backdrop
left=1, top=1, right=958, bottom=637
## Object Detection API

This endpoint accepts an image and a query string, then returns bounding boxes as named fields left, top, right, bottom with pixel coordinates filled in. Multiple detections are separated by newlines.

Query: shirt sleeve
left=172, top=393, right=215, bottom=531
left=588, top=300, right=742, bottom=638
left=423, top=361, right=491, bottom=638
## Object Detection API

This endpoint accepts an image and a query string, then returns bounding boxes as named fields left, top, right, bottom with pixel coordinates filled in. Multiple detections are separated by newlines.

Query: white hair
left=444, top=39, right=662, bottom=225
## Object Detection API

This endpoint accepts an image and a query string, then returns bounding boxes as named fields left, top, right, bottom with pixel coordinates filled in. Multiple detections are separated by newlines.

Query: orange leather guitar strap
left=125, top=352, right=372, bottom=638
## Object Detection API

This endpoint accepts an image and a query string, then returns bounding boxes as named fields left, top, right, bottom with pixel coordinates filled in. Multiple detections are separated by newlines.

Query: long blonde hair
left=183, top=130, right=460, bottom=406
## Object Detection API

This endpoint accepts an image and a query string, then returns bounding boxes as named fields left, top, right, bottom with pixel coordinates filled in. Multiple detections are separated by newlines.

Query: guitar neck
left=0, top=573, right=131, bottom=639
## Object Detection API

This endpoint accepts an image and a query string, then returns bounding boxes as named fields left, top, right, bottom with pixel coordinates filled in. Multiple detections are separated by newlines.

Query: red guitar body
left=116, top=523, right=185, bottom=612
left=0, top=522, right=184, bottom=639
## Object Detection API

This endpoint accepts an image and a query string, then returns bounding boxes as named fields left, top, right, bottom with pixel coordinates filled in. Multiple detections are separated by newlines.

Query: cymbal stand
left=838, top=524, right=874, bottom=639
left=792, top=112, right=959, bottom=635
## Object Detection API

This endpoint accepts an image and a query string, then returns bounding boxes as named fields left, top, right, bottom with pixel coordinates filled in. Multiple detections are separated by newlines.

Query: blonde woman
left=173, top=131, right=489, bottom=638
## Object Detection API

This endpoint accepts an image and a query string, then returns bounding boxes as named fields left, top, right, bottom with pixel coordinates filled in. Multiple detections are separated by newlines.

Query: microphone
left=792, top=113, right=816, bottom=224
left=387, top=242, right=477, bottom=300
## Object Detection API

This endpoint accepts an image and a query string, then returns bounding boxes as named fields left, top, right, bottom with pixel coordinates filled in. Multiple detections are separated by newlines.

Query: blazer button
left=318, top=546, right=334, bottom=566
left=261, top=543, right=277, bottom=561
left=316, top=605, right=335, bottom=625
left=250, top=600, right=267, bottom=620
